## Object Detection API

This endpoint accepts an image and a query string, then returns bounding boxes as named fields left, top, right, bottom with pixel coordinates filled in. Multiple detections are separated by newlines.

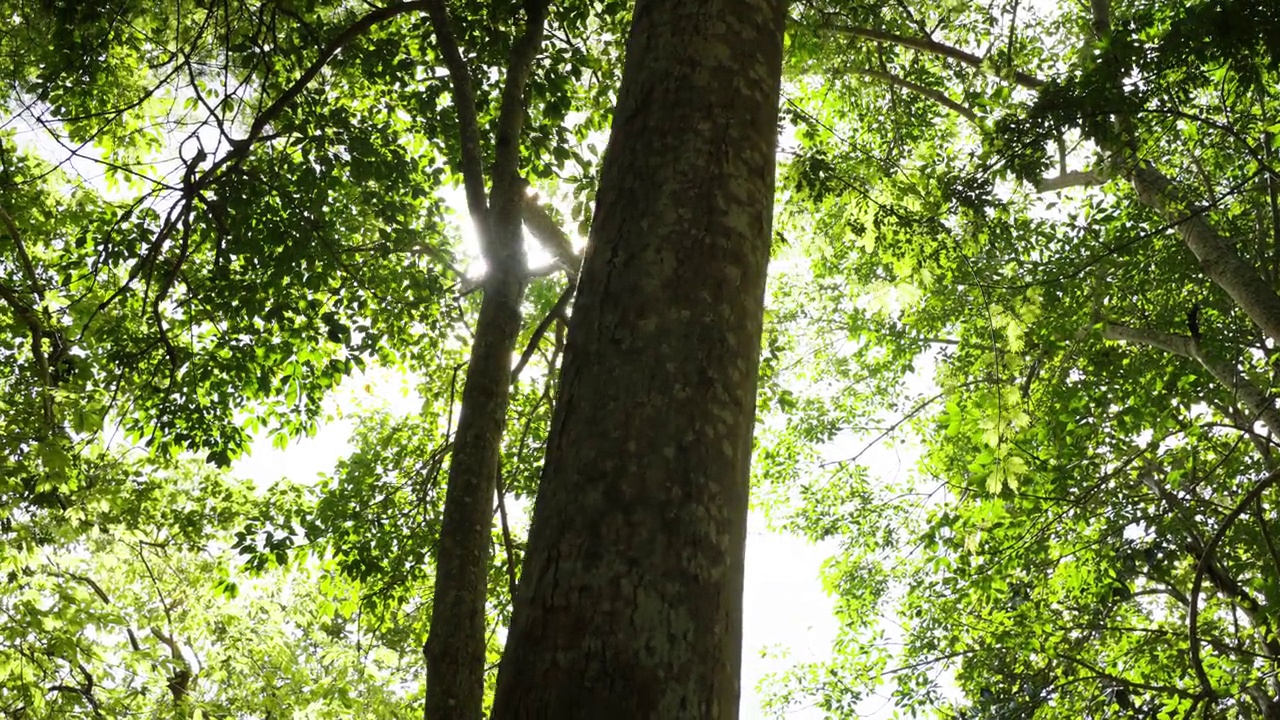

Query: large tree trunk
left=489, top=0, right=787, bottom=717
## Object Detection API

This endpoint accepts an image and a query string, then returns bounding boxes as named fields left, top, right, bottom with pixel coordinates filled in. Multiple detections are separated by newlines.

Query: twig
left=494, top=469, right=518, bottom=600
left=511, top=284, right=573, bottom=382
left=1188, top=466, right=1280, bottom=698
left=852, top=67, right=979, bottom=124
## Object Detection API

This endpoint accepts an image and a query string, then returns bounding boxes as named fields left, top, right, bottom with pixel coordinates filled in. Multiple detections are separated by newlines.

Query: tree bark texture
left=490, top=0, right=786, bottom=717
left=1130, top=163, right=1280, bottom=345
left=422, top=0, right=545, bottom=714
left=424, top=264, right=524, bottom=720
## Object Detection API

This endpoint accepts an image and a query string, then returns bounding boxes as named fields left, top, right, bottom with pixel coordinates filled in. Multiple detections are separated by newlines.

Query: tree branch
left=1129, top=163, right=1280, bottom=345
left=0, top=205, right=59, bottom=425
left=1101, top=321, right=1280, bottom=437
left=491, top=0, right=551, bottom=190
left=425, top=0, right=489, bottom=225
left=851, top=67, right=979, bottom=123
left=817, top=23, right=1045, bottom=90
left=520, top=187, right=581, bottom=277
left=0, top=204, right=46, bottom=306
left=151, top=626, right=194, bottom=704
left=510, top=283, right=573, bottom=383
left=1189, top=467, right=1280, bottom=696
left=1035, top=169, right=1109, bottom=192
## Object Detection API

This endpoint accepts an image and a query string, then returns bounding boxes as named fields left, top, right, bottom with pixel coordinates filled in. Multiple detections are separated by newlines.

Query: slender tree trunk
left=424, top=261, right=524, bottom=720
left=421, top=0, right=547, bottom=716
left=1130, top=163, right=1280, bottom=345
left=490, top=0, right=787, bottom=717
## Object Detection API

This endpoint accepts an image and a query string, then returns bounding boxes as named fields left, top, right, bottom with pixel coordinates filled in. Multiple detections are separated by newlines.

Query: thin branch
left=1189, top=466, right=1280, bottom=697
left=425, top=0, right=489, bottom=224
left=1254, top=497, right=1280, bottom=600
left=56, top=571, right=112, bottom=604
left=1102, top=321, right=1280, bottom=437
left=1265, top=130, right=1280, bottom=282
left=1051, top=650, right=1201, bottom=700
left=510, top=283, right=573, bottom=382
left=817, top=23, right=1046, bottom=90
left=199, top=2, right=433, bottom=188
left=1035, top=169, right=1109, bottom=192
left=821, top=382, right=982, bottom=470
left=852, top=67, right=979, bottom=124
left=83, top=3, right=430, bottom=328
left=47, top=680, right=105, bottom=719
left=494, top=470, right=519, bottom=601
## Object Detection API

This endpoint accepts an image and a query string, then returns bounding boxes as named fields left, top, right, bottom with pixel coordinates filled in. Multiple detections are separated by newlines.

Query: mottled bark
left=1130, top=163, right=1280, bottom=345
left=490, top=0, right=786, bottom=717
left=1101, top=321, right=1280, bottom=436
left=422, top=0, right=546, bottom=717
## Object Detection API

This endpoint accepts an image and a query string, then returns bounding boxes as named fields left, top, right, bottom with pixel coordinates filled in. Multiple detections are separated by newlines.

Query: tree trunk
left=424, top=261, right=524, bottom=720
left=490, top=0, right=786, bottom=717
left=421, top=0, right=546, bottom=712
left=1130, top=163, right=1280, bottom=345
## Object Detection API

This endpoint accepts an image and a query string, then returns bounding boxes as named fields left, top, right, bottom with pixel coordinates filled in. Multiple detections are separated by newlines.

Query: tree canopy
left=1, top=0, right=1278, bottom=717
left=760, top=0, right=1280, bottom=716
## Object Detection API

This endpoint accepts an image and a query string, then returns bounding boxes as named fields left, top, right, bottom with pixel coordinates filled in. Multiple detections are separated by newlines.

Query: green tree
left=759, top=0, right=1280, bottom=716
left=15, top=0, right=1278, bottom=717
left=416, top=0, right=551, bottom=715
left=0, top=0, right=616, bottom=715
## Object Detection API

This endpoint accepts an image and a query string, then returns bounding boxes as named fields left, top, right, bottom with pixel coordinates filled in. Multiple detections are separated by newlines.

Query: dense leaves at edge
left=757, top=0, right=1280, bottom=717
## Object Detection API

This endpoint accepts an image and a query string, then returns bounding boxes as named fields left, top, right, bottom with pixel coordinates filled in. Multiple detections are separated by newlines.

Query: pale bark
left=821, top=21, right=1280, bottom=350
left=1034, top=169, right=1108, bottom=192
left=1129, top=163, right=1280, bottom=345
left=490, top=0, right=787, bottom=716
left=1101, top=321, right=1280, bottom=437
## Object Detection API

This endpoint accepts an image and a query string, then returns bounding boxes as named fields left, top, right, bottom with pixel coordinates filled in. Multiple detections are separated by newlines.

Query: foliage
left=5, top=0, right=1278, bottom=715
left=0, top=457, right=415, bottom=718
left=0, top=0, right=615, bottom=715
left=759, top=0, right=1280, bottom=716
